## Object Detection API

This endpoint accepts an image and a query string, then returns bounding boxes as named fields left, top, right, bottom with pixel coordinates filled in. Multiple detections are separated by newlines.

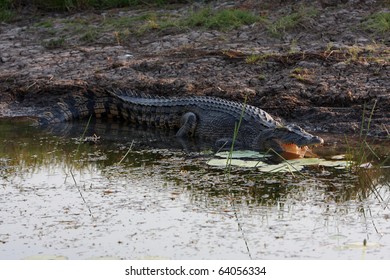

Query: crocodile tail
left=38, top=89, right=118, bottom=125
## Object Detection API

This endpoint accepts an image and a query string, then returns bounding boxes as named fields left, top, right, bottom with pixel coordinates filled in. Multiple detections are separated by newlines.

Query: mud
left=0, top=0, right=389, bottom=139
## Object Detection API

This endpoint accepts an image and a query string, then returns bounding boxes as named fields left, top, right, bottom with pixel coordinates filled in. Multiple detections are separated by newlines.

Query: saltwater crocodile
left=39, top=89, right=323, bottom=155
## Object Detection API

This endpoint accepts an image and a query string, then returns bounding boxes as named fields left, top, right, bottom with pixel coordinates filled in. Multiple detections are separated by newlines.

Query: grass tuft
left=42, top=37, right=66, bottom=49
left=0, top=0, right=14, bottom=22
left=185, top=8, right=261, bottom=31
left=363, top=12, right=390, bottom=34
left=345, top=100, right=382, bottom=171
left=267, top=7, right=318, bottom=37
left=289, top=67, right=313, bottom=83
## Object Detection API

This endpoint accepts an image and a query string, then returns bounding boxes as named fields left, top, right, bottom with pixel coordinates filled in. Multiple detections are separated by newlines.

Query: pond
left=0, top=119, right=389, bottom=259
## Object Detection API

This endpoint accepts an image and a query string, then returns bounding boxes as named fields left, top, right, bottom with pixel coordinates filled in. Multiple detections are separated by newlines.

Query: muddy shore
left=0, top=0, right=389, bottom=141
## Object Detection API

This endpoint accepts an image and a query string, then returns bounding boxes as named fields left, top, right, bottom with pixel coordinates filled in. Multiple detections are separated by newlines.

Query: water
left=0, top=120, right=389, bottom=259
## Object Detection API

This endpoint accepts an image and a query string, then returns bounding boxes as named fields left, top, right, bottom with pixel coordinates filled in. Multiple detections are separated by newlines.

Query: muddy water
left=0, top=120, right=389, bottom=260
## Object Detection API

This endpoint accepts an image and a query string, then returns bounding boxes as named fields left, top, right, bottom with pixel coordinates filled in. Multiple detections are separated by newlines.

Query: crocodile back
left=111, top=89, right=279, bottom=130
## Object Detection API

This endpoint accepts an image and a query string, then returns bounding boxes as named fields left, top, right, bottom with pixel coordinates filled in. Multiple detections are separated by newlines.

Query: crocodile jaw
left=254, top=125, right=324, bottom=157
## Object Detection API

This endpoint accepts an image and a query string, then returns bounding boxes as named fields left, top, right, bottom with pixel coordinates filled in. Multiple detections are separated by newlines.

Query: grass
left=267, top=6, right=318, bottom=37
left=343, top=101, right=390, bottom=215
left=105, top=13, right=154, bottom=29
left=0, top=0, right=14, bottom=22
left=220, top=96, right=253, bottom=259
left=363, top=12, right=390, bottom=34
left=85, top=7, right=261, bottom=40
left=42, top=37, right=66, bottom=49
left=225, top=96, right=247, bottom=178
left=80, top=27, right=99, bottom=42
left=117, top=140, right=134, bottom=165
left=107, top=7, right=262, bottom=35
left=184, top=7, right=261, bottom=31
left=323, top=43, right=390, bottom=65
left=344, top=100, right=388, bottom=171
left=103, top=7, right=262, bottom=39
left=289, top=67, right=313, bottom=83
left=34, top=20, right=55, bottom=28
left=245, top=53, right=273, bottom=64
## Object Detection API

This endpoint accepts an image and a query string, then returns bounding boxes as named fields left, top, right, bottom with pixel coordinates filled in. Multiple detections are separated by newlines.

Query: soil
left=0, top=0, right=389, bottom=142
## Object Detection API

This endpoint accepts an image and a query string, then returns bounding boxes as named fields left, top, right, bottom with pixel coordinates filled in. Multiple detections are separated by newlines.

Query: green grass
left=343, top=100, right=390, bottom=203
left=289, top=67, right=313, bottom=83
left=245, top=53, right=273, bottom=64
left=105, top=14, right=154, bottom=29
left=0, top=9, right=14, bottom=22
left=80, top=28, right=99, bottom=42
left=105, top=12, right=180, bottom=37
left=267, top=7, right=318, bottom=37
left=345, top=100, right=384, bottom=171
left=363, top=12, right=390, bottom=34
left=0, top=0, right=14, bottom=22
left=225, top=97, right=247, bottom=178
left=34, top=20, right=55, bottom=28
left=184, top=8, right=261, bottom=31
left=104, top=7, right=261, bottom=38
left=42, top=37, right=66, bottom=49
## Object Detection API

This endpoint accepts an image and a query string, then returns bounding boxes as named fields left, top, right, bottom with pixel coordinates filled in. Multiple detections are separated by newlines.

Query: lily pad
left=320, top=160, right=350, bottom=168
left=207, top=158, right=265, bottom=168
left=207, top=151, right=350, bottom=173
left=331, top=154, right=346, bottom=160
left=258, top=162, right=305, bottom=173
left=214, top=150, right=270, bottom=159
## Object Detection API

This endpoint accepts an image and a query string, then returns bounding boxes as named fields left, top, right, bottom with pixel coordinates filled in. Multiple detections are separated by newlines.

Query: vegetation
left=267, top=6, right=318, bottom=37
left=184, top=7, right=261, bottom=31
left=289, top=67, right=313, bottom=83
left=343, top=101, right=390, bottom=207
left=345, top=101, right=385, bottom=170
left=363, top=11, right=390, bottom=34
left=29, top=7, right=262, bottom=45
left=42, top=37, right=66, bottom=49
left=245, top=53, right=272, bottom=64
left=0, top=0, right=14, bottom=21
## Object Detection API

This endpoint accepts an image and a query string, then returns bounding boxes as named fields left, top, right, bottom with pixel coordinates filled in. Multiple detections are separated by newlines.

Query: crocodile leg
left=176, top=112, right=197, bottom=137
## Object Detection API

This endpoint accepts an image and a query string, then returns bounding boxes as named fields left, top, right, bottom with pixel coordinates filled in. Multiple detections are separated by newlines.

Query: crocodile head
left=254, top=124, right=324, bottom=157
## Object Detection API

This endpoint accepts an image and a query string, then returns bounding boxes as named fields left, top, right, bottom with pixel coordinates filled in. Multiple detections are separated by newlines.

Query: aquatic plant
left=224, top=96, right=247, bottom=179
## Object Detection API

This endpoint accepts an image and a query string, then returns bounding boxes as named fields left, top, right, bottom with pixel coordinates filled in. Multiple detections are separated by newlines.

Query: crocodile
left=38, top=89, right=324, bottom=155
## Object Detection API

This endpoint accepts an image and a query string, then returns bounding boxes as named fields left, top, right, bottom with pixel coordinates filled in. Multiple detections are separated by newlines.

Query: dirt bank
left=0, top=0, right=389, bottom=140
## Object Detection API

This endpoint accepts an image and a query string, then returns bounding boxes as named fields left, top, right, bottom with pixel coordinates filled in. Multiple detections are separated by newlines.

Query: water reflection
left=1, top=119, right=389, bottom=205
left=0, top=119, right=389, bottom=259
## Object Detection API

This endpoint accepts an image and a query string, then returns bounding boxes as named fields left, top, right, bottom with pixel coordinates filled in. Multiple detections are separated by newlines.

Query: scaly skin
left=39, top=89, right=324, bottom=153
